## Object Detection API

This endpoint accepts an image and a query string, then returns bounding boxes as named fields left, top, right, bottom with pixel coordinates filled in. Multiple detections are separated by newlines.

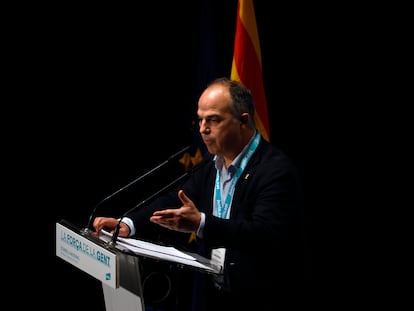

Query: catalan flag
left=231, top=0, right=270, bottom=141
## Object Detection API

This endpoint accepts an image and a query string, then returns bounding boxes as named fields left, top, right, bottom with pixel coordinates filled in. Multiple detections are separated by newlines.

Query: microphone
left=108, top=155, right=208, bottom=247
left=81, top=145, right=191, bottom=235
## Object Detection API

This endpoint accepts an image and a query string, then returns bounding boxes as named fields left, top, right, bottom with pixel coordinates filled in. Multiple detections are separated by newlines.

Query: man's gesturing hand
left=150, top=190, right=201, bottom=233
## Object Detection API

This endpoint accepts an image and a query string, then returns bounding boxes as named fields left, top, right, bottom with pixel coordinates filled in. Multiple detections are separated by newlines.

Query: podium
left=56, top=219, right=219, bottom=311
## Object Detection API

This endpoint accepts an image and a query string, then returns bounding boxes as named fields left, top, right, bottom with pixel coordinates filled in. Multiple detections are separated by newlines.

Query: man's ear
left=240, top=113, right=249, bottom=124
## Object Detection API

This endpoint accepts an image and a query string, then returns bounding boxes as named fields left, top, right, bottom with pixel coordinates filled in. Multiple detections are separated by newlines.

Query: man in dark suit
left=94, top=77, right=305, bottom=310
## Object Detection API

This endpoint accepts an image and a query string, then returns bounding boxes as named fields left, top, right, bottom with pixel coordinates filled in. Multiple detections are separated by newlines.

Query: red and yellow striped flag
left=231, top=0, right=270, bottom=141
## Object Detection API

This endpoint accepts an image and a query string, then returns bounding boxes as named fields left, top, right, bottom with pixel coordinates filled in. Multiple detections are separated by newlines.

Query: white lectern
left=56, top=219, right=218, bottom=311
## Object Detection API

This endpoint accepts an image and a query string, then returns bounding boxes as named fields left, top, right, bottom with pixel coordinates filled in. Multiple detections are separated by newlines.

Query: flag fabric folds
left=231, top=0, right=270, bottom=141
left=181, top=0, right=270, bottom=173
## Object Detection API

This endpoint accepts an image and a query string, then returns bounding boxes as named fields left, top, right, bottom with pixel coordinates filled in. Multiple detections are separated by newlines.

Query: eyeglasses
left=197, top=115, right=243, bottom=129
left=197, top=117, right=223, bottom=128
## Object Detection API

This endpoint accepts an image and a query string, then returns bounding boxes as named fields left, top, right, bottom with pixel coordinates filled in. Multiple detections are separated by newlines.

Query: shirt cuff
left=196, top=212, right=206, bottom=238
left=120, top=217, right=135, bottom=236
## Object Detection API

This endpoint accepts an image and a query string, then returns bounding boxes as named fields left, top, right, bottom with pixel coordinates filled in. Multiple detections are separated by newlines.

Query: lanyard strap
left=214, top=132, right=260, bottom=218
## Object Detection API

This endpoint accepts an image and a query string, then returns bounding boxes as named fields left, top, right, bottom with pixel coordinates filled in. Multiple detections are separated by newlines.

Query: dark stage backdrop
left=21, top=1, right=311, bottom=310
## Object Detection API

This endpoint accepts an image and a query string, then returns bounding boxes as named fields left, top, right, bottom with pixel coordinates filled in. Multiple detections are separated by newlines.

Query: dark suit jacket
left=129, top=136, right=305, bottom=307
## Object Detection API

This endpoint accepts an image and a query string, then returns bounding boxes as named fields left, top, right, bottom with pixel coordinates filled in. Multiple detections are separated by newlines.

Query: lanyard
left=214, top=132, right=260, bottom=218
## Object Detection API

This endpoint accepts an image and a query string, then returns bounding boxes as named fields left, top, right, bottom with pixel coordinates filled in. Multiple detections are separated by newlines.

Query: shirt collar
left=213, top=130, right=258, bottom=172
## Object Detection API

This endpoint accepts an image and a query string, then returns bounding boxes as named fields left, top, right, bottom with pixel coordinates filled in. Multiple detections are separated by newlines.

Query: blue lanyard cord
left=214, top=132, right=260, bottom=218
